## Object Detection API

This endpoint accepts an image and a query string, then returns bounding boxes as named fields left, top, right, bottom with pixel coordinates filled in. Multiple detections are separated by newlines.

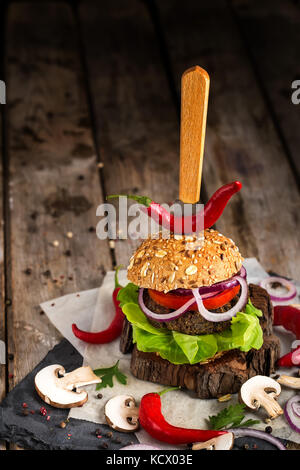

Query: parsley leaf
left=94, top=361, right=127, bottom=390
left=208, top=403, right=260, bottom=430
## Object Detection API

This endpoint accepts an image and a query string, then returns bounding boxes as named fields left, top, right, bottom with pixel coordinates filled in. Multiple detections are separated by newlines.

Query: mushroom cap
left=34, top=364, right=101, bottom=409
left=105, top=395, right=139, bottom=432
left=240, top=375, right=281, bottom=410
left=193, top=432, right=234, bottom=451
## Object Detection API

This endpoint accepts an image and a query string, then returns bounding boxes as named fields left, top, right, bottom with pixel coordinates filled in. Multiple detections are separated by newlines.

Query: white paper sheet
left=41, top=258, right=300, bottom=447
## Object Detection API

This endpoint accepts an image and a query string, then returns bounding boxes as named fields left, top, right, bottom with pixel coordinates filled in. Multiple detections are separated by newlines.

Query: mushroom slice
left=239, top=375, right=283, bottom=419
left=278, top=373, right=300, bottom=389
left=105, top=395, right=139, bottom=432
left=193, top=433, right=234, bottom=451
left=35, top=364, right=101, bottom=408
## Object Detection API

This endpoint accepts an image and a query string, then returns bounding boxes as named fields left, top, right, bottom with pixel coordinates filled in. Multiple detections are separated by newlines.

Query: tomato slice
left=148, top=285, right=240, bottom=311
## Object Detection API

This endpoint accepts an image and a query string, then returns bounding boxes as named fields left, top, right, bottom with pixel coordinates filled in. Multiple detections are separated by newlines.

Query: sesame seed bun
left=127, top=229, right=244, bottom=292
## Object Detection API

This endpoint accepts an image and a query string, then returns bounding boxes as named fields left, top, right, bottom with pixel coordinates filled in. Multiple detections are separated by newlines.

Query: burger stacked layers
left=118, top=230, right=264, bottom=367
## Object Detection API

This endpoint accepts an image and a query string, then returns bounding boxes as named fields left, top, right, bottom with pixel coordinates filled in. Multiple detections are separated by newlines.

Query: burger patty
left=144, top=289, right=239, bottom=335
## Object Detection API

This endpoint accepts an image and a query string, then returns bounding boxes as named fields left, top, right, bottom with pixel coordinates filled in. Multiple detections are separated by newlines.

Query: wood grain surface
left=5, top=2, right=111, bottom=396
left=158, top=0, right=300, bottom=279
left=78, top=0, right=180, bottom=265
left=179, top=66, right=210, bottom=203
left=0, top=0, right=299, bottom=450
left=231, top=0, right=300, bottom=182
left=0, top=102, right=6, bottom=452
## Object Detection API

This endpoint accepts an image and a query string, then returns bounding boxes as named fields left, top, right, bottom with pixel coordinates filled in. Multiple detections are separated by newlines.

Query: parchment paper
left=41, top=258, right=300, bottom=448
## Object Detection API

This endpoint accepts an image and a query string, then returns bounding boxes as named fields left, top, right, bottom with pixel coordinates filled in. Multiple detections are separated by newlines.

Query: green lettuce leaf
left=117, top=282, right=139, bottom=307
left=119, top=282, right=264, bottom=365
left=132, top=327, right=188, bottom=364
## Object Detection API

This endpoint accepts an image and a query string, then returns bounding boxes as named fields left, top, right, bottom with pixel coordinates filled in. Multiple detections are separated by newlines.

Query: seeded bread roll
left=127, top=229, right=243, bottom=292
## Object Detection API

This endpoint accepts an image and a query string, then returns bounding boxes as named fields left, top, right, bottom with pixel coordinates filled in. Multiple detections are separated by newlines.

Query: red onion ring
left=231, top=428, right=286, bottom=450
left=169, top=266, right=247, bottom=296
left=192, top=276, right=248, bottom=322
left=291, top=402, right=300, bottom=418
left=260, top=276, right=297, bottom=302
left=138, top=288, right=196, bottom=322
left=284, top=395, right=300, bottom=434
left=292, top=348, right=300, bottom=366
left=138, top=275, right=247, bottom=323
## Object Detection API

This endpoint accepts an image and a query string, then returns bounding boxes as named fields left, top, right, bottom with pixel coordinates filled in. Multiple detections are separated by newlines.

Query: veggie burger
left=118, top=228, right=275, bottom=395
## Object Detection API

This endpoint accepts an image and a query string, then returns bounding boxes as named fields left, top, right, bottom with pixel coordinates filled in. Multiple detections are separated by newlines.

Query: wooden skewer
left=179, top=66, right=210, bottom=204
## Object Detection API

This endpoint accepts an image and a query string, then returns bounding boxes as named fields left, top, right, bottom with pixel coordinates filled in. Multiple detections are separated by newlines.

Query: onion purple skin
left=192, top=276, right=248, bottom=322
left=259, top=276, right=297, bottom=302
left=169, top=266, right=247, bottom=296
left=138, top=288, right=197, bottom=322
left=138, top=276, right=248, bottom=323
left=284, top=396, right=300, bottom=434
left=231, top=428, right=286, bottom=450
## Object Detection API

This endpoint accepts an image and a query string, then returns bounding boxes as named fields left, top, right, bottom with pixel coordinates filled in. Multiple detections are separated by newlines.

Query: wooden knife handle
left=179, top=66, right=210, bottom=203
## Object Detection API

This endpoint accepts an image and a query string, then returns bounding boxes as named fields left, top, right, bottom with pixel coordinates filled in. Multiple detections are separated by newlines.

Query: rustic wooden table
left=0, top=0, right=299, bottom=450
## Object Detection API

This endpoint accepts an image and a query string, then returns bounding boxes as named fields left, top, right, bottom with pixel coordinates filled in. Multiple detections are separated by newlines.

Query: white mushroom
left=278, top=372, right=300, bottom=389
left=105, top=395, right=139, bottom=432
left=239, top=375, right=283, bottom=419
left=192, top=433, right=234, bottom=451
left=35, top=364, right=101, bottom=408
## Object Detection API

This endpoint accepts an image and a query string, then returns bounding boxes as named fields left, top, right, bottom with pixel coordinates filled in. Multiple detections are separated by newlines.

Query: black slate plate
left=0, top=339, right=138, bottom=450
left=0, top=339, right=290, bottom=450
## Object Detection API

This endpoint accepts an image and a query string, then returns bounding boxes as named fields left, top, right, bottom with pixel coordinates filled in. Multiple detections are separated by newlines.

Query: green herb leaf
left=208, top=403, right=260, bottom=430
left=94, top=361, right=127, bottom=390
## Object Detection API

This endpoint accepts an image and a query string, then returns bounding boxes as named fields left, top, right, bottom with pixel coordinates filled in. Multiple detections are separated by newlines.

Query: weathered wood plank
left=78, top=0, right=180, bottom=265
left=158, top=0, right=300, bottom=279
left=231, top=0, right=300, bottom=181
left=0, top=107, right=7, bottom=453
left=5, top=2, right=111, bottom=396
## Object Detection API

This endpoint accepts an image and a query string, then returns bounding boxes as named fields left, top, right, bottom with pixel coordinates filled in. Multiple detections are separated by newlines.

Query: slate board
left=0, top=339, right=290, bottom=450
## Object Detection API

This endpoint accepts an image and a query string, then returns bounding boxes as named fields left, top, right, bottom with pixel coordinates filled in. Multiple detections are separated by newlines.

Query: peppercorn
left=265, top=426, right=273, bottom=434
left=64, top=250, right=72, bottom=257
left=95, top=428, right=102, bottom=436
left=24, top=268, right=32, bottom=275
left=101, top=442, right=108, bottom=449
left=105, top=432, right=113, bottom=438
left=22, top=409, right=29, bottom=416
left=40, top=406, right=47, bottom=416
left=97, top=393, right=103, bottom=399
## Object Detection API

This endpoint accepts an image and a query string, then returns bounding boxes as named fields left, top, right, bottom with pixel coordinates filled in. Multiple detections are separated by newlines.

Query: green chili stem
left=107, top=194, right=152, bottom=207
left=158, top=386, right=180, bottom=397
left=114, top=265, right=123, bottom=289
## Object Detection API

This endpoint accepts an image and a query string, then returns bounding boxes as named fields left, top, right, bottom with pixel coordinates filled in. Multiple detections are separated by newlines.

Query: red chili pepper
left=108, top=181, right=242, bottom=233
left=274, top=305, right=300, bottom=367
left=139, top=389, right=227, bottom=445
left=72, top=266, right=124, bottom=344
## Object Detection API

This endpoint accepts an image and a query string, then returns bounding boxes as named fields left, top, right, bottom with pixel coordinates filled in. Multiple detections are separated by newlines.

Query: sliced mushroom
left=239, top=375, right=283, bottom=419
left=35, top=364, right=101, bottom=408
left=278, top=372, right=300, bottom=389
left=193, top=433, right=234, bottom=451
left=105, top=395, right=139, bottom=432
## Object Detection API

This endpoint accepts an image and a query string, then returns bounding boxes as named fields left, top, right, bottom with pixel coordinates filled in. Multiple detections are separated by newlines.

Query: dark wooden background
left=0, top=0, right=299, bottom=449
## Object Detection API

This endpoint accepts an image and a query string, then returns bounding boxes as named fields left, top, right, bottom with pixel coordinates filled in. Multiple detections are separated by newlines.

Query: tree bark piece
left=130, top=335, right=279, bottom=399
left=119, top=318, right=133, bottom=354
